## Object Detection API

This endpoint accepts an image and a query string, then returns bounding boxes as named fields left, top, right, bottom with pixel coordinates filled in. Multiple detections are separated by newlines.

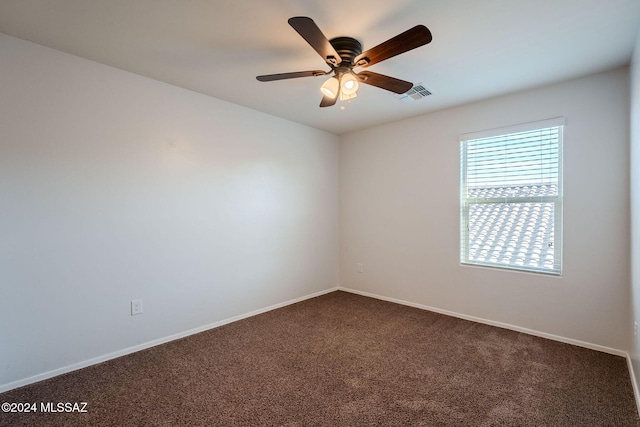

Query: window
left=460, top=118, right=564, bottom=275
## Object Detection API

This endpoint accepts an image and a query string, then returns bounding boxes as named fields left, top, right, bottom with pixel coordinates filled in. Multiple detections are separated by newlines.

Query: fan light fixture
left=320, top=76, right=339, bottom=98
left=340, top=72, right=359, bottom=96
left=320, top=72, right=360, bottom=101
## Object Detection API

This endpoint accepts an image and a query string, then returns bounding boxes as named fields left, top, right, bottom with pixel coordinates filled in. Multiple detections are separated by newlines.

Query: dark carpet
left=1, top=291, right=638, bottom=426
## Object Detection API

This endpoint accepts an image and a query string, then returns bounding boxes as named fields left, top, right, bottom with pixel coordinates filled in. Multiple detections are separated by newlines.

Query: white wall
left=630, top=27, right=640, bottom=389
left=340, top=67, right=630, bottom=351
left=0, top=33, right=339, bottom=390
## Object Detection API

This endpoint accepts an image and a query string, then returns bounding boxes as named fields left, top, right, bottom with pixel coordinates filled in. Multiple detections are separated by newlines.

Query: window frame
left=459, top=118, right=564, bottom=276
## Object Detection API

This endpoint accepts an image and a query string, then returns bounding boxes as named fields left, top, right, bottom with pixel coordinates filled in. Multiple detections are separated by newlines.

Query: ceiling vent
left=395, top=83, right=432, bottom=102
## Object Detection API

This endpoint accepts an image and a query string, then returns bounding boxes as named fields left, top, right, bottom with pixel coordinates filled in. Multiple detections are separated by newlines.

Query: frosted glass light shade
left=340, top=73, right=359, bottom=95
left=320, top=77, right=339, bottom=98
left=339, top=91, right=357, bottom=101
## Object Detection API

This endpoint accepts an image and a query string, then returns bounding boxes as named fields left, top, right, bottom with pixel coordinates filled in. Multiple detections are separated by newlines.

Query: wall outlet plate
left=131, top=299, right=143, bottom=316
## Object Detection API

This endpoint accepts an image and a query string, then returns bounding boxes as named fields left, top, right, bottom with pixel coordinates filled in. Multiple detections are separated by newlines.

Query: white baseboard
left=627, top=353, right=640, bottom=417
left=4, top=285, right=632, bottom=399
left=338, top=286, right=627, bottom=357
left=0, top=286, right=339, bottom=394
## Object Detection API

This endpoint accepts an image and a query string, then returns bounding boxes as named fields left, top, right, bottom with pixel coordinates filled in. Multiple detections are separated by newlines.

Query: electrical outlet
left=131, top=299, right=143, bottom=316
left=357, top=263, right=364, bottom=273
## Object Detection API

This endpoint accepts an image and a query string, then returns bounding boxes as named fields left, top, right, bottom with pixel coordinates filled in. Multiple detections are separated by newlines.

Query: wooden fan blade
left=357, top=71, right=413, bottom=94
left=256, top=70, right=328, bottom=82
left=354, top=25, right=432, bottom=68
left=288, top=17, right=342, bottom=66
left=320, top=95, right=338, bottom=107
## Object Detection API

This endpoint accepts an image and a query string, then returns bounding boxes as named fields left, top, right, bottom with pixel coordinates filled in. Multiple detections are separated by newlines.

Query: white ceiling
left=1, top=0, right=639, bottom=135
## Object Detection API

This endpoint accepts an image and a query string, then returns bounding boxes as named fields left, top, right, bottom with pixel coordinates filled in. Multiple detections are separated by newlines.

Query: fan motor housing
left=329, top=37, right=362, bottom=66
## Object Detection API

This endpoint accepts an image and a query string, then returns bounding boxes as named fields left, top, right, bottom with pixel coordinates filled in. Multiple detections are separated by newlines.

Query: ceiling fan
left=256, top=17, right=433, bottom=108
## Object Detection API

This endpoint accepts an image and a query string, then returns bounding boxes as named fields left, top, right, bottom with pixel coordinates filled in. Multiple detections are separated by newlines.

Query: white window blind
left=460, top=118, right=563, bottom=275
